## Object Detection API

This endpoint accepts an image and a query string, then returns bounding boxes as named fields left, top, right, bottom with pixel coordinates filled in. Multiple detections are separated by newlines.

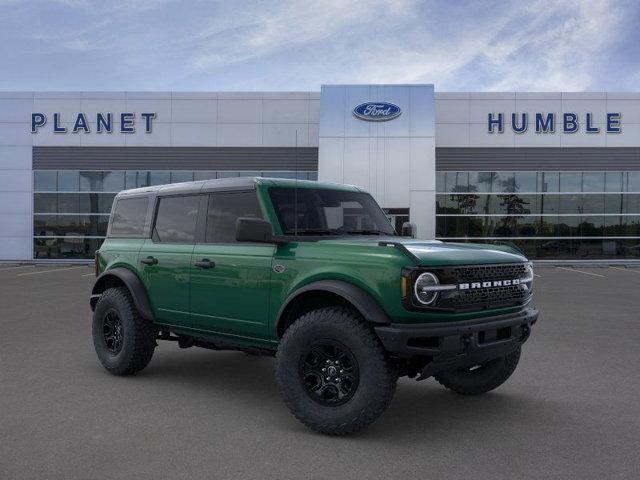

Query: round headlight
left=414, top=272, right=440, bottom=305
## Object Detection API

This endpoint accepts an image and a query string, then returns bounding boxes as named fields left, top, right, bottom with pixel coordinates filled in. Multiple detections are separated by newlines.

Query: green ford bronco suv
left=90, top=177, right=538, bottom=435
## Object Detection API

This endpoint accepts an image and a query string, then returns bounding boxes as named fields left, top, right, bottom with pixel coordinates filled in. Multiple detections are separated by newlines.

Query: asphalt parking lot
left=1, top=264, right=639, bottom=479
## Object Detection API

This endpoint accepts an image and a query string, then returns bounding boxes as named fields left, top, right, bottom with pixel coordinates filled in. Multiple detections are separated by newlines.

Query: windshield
left=268, top=187, right=396, bottom=236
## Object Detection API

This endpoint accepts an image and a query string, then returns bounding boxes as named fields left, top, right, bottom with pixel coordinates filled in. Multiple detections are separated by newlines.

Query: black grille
left=409, top=263, right=532, bottom=313
left=446, top=284, right=526, bottom=307
left=452, top=264, right=528, bottom=283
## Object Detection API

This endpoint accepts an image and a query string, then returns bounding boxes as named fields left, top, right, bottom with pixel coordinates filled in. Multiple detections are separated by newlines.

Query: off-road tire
left=434, top=347, right=521, bottom=395
left=92, top=287, right=156, bottom=375
left=275, top=307, right=397, bottom=435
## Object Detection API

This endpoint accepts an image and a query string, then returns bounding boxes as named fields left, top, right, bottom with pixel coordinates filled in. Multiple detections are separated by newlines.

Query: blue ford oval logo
left=353, top=102, right=401, bottom=122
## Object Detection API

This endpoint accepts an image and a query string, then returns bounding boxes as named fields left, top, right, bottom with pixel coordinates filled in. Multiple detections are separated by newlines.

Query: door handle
left=140, top=256, right=158, bottom=265
left=194, top=259, right=215, bottom=269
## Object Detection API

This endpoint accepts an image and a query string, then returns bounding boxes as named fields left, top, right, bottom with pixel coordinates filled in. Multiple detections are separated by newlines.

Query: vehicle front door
left=190, top=191, right=274, bottom=339
left=139, top=194, right=203, bottom=328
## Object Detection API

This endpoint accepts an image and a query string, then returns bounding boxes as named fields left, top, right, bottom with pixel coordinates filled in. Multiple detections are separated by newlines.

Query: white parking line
left=17, top=266, right=86, bottom=277
left=557, top=267, right=606, bottom=278
left=609, top=266, right=640, bottom=274
left=534, top=273, right=542, bottom=278
left=0, top=265, right=34, bottom=272
left=81, top=273, right=95, bottom=277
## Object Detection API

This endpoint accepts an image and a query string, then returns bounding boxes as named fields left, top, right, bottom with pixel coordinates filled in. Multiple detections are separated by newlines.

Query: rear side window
left=109, top=197, right=149, bottom=237
left=153, top=195, right=201, bottom=244
left=205, top=192, right=262, bottom=243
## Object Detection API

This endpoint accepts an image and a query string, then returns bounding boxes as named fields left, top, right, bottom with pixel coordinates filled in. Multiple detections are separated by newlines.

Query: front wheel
left=434, top=347, right=521, bottom=395
left=275, top=307, right=397, bottom=435
left=92, top=287, right=156, bottom=375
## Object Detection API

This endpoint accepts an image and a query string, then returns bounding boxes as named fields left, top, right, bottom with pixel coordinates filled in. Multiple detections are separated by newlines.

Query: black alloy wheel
left=102, top=308, right=124, bottom=354
left=299, top=340, right=359, bottom=406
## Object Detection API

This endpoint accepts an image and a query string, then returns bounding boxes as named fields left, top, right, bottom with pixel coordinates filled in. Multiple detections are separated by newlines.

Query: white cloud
left=301, top=0, right=628, bottom=91
left=190, top=0, right=415, bottom=70
left=0, top=0, right=636, bottom=91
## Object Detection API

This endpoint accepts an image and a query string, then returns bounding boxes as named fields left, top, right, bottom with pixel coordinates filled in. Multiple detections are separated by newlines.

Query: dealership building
left=1, top=84, right=639, bottom=262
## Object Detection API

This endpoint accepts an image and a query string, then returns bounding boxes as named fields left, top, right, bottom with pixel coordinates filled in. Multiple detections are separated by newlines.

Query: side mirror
left=236, top=217, right=275, bottom=243
left=401, top=222, right=416, bottom=238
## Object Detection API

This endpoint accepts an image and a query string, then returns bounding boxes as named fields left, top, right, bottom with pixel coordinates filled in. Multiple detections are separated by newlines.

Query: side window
left=206, top=192, right=262, bottom=243
left=153, top=195, right=201, bottom=243
left=109, top=197, right=149, bottom=237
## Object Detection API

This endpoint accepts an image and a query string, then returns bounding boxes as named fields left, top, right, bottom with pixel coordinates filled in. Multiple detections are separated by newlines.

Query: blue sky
left=0, top=0, right=638, bottom=91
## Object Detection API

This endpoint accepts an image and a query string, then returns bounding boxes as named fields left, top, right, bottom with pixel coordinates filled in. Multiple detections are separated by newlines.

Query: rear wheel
left=92, top=287, right=156, bottom=375
left=434, top=347, right=521, bottom=395
left=276, top=307, right=397, bottom=435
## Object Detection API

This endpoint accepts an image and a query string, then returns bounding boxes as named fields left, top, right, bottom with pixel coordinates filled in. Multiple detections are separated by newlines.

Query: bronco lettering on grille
left=458, top=279, right=521, bottom=290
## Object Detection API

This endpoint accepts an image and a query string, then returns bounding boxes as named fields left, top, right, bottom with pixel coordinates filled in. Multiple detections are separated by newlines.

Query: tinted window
left=58, top=171, right=79, bottom=191
left=268, top=187, right=395, bottom=236
left=153, top=195, right=200, bottom=243
left=79, top=171, right=103, bottom=192
left=494, top=172, right=515, bottom=192
left=102, top=171, right=125, bottom=192
left=514, top=172, right=537, bottom=192
left=205, top=192, right=262, bottom=243
left=110, top=197, right=149, bottom=237
left=34, top=171, right=57, bottom=191
left=539, top=172, right=559, bottom=192
left=446, top=172, right=469, bottom=193
left=560, top=172, right=582, bottom=192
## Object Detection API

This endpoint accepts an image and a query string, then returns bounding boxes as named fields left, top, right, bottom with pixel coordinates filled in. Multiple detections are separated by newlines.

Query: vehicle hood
left=398, top=240, right=527, bottom=265
left=317, top=237, right=527, bottom=266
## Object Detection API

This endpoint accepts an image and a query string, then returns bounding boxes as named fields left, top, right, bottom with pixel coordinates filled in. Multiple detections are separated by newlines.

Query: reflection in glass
left=623, top=194, right=640, bottom=215
left=604, top=194, right=623, bottom=214
left=559, top=194, right=581, bottom=214
left=627, top=172, right=640, bottom=192
left=103, top=171, right=125, bottom=192
left=446, top=172, right=469, bottom=193
left=469, top=172, right=493, bottom=193
left=538, top=172, right=559, bottom=192
left=79, top=171, right=103, bottom=192
left=149, top=171, right=170, bottom=185
left=514, top=172, right=537, bottom=192
left=605, top=172, right=623, bottom=192
left=58, top=171, right=79, bottom=192
left=560, top=172, right=582, bottom=192
left=581, top=194, right=604, bottom=214
left=579, top=216, right=604, bottom=236
left=436, top=172, right=445, bottom=192
left=34, top=193, right=57, bottom=213
left=170, top=171, right=194, bottom=183
left=34, top=171, right=57, bottom=191
left=193, top=171, right=218, bottom=181
left=493, top=172, right=515, bottom=192
left=582, top=172, right=604, bottom=192
left=33, top=237, right=104, bottom=259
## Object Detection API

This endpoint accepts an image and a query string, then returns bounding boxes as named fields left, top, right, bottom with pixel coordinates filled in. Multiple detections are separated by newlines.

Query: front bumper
left=375, top=307, right=538, bottom=378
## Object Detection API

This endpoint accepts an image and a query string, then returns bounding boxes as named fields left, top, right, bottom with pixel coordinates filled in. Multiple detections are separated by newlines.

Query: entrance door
left=139, top=194, right=203, bottom=328
left=190, top=191, right=274, bottom=338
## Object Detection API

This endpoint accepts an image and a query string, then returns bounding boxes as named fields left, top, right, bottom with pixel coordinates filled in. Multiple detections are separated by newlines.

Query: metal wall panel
left=33, top=146, right=318, bottom=170
left=436, top=147, right=640, bottom=171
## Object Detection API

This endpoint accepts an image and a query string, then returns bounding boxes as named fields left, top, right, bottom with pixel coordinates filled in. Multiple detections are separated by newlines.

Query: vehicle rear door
left=139, top=194, right=204, bottom=328
left=190, top=191, right=274, bottom=338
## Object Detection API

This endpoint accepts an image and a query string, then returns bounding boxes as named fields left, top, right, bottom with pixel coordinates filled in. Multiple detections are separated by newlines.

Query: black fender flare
left=90, top=268, right=154, bottom=321
left=275, top=280, right=391, bottom=336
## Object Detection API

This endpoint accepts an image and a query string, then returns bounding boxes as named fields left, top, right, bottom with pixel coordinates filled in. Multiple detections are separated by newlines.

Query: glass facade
left=33, top=168, right=640, bottom=260
left=33, top=170, right=318, bottom=259
left=436, top=171, right=640, bottom=259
